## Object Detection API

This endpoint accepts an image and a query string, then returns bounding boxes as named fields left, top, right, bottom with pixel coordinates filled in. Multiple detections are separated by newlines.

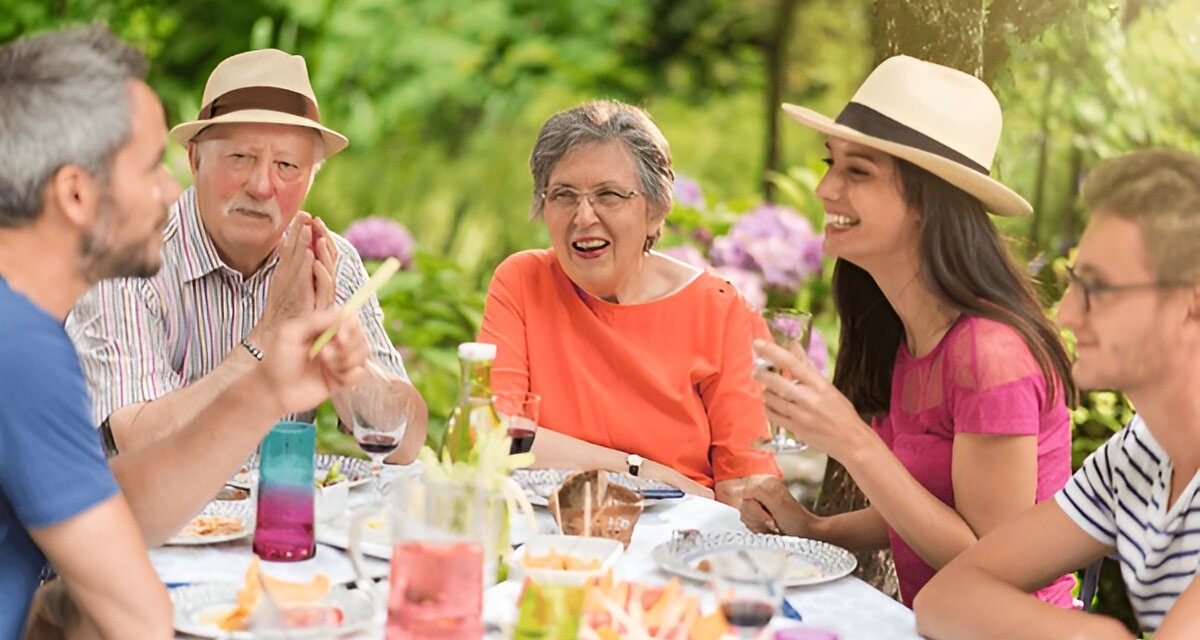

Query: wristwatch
left=626, top=453, right=644, bottom=477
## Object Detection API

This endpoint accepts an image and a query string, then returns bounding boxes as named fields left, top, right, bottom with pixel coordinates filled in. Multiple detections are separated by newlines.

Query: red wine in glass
left=358, top=432, right=401, bottom=457
left=721, top=598, right=775, bottom=631
left=508, top=428, right=535, bottom=454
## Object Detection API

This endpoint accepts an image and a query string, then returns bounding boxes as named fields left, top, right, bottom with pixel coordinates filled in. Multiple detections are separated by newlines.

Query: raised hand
left=311, top=216, right=339, bottom=311
left=253, top=214, right=318, bottom=340
left=751, top=338, right=873, bottom=462
left=261, top=307, right=369, bottom=416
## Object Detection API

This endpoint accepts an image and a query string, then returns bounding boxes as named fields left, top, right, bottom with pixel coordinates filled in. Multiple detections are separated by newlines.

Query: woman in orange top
left=479, top=100, right=781, bottom=503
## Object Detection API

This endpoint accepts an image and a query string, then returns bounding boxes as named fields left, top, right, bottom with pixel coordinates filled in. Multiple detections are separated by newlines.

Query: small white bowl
left=314, top=480, right=349, bottom=522
left=509, top=534, right=623, bottom=585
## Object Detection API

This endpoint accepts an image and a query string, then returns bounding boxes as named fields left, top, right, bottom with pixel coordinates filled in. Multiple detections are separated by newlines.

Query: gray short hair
left=529, top=100, right=674, bottom=219
left=0, top=24, right=147, bottom=227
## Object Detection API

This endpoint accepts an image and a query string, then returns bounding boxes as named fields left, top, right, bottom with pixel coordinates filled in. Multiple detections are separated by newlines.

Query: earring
left=643, top=231, right=661, bottom=254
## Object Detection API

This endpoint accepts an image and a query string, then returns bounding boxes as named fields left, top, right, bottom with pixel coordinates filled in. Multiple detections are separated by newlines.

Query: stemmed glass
left=346, top=362, right=414, bottom=503
left=753, top=308, right=813, bottom=454
left=708, top=548, right=791, bottom=639
left=493, top=391, right=541, bottom=455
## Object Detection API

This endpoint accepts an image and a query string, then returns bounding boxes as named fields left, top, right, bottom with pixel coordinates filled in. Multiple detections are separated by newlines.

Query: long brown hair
left=831, top=159, right=1077, bottom=416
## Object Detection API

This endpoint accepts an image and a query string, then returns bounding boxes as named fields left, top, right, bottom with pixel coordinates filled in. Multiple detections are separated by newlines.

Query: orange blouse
left=478, top=249, right=780, bottom=487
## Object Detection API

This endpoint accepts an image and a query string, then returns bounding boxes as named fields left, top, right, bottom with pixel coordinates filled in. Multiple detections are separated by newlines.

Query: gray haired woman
left=479, top=100, right=782, bottom=505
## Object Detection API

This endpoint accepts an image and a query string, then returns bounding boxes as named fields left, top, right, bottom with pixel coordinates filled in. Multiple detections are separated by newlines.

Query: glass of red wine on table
left=492, top=391, right=541, bottom=455
left=708, top=548, right=791, bottom=639
left=346, top=365, right=415, bottom=504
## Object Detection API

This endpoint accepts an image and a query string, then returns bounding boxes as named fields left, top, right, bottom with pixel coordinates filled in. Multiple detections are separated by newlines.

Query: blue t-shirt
left=0, top=275, right=119, bottom=640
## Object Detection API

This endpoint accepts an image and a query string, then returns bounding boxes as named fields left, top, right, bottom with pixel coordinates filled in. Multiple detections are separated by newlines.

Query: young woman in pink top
left=740, top=56, right=1078, bottom=607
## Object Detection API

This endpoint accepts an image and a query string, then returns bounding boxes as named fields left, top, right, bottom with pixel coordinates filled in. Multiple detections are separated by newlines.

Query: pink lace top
left=873, top=315, right=1075, bottom=607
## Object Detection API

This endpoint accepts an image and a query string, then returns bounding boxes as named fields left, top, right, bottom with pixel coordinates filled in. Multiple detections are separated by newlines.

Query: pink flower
left=343, top=217, right=415, bottom=267
left=710, top=204, right=824, bottom=292
left=660, top=244, right=710, bottom=270
left=714, top=266, right=767, bottom=311
left=673, top=176, right=705, bottom=209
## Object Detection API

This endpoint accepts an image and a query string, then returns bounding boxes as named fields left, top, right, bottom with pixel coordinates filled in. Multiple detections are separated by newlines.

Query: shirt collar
left=175, top=186, right=281, bottom=283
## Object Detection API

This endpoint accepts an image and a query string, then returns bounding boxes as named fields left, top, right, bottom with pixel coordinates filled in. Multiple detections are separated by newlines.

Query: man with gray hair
left=66, top=47, right=427, bottom=462
left=0, top=25, right=370, bottom=638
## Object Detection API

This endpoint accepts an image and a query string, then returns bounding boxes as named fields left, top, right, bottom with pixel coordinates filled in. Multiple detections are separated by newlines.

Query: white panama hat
left=169, top=48, right=348, bottom=156
left=783, top=55, right=1031, bottom=217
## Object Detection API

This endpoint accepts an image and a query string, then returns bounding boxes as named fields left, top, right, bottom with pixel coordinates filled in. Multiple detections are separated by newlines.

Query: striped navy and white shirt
left=66, top=187, right=409, bottom=427
left=1055, top=414, right=1200, bottom=633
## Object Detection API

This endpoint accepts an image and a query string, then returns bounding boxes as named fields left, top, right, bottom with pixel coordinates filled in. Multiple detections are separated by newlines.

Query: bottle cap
left=775, top=629, right=838, bottom=640
left=458, top=342, right=497, bottom=361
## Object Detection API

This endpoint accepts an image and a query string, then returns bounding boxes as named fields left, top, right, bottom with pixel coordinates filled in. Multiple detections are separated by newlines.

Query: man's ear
left=46, top=164, right=99, bottom=229
left=187, top=141, right=201, bottom=173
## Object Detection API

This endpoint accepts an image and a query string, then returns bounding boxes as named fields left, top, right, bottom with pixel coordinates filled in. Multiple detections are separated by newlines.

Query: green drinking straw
left=308, top=256, right=401, bottom=358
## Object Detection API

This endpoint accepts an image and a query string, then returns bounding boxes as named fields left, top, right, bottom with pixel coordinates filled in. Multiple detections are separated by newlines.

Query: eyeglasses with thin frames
left=1063, top=264, right=1194, bottom=313
left=541, top=186, right=641, bottom=215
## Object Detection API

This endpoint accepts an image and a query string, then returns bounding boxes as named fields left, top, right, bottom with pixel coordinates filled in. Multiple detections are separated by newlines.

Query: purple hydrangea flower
left=343, top=216, right=415, bottom=268
left=709, top=204, right=824, bottom=292
left=673, top=175, right=705, bottom=209
left=714, top=266, right=767, bottom=311
left=659, top=244, right=710, bottom=270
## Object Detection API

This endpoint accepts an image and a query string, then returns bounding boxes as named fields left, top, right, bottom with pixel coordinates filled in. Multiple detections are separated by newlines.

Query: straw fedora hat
left=783, top=55, right=1030, bottom=216
left=169, top=49, right=348, bottom=157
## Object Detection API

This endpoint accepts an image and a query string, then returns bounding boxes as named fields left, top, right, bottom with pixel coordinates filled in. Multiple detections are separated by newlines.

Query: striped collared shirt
left=1055, top=414, right=1200, bottom=633
left=66, top=186, right=409, bottom=427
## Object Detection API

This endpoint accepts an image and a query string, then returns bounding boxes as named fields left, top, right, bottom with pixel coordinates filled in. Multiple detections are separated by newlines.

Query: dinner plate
left=170, top=582, right=375, bottom=639
left=166, top=499, right=254, bottom=546
left=651, top=531, right=857, bottom=587
left=512, top=468, right=685, bottom=508
left=228, top=453, right=374, bottom=490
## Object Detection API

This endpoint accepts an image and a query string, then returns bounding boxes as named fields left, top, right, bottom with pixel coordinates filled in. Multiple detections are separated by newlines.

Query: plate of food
left=512, top=468, right=685, bottom=507
left=167, top=500, right=253, bottom=546
left=170, top=562, right=374, bottom=639
left=228, top=453, right=373, bottom=490
left=651, top=531, right=857, bottom=587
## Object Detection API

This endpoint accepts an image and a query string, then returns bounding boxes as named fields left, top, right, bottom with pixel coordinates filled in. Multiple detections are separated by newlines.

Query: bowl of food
left=509, top=534, right=623, bottom=586
left=314, top=463, right=349, bottom=523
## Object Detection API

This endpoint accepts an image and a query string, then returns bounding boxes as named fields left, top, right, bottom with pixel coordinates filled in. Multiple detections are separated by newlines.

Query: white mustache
left=224, top=198, right=279, bottom=221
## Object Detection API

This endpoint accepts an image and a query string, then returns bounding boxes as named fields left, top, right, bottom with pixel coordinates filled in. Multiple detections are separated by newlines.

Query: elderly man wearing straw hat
left=67, top=48, right=428, bottom=462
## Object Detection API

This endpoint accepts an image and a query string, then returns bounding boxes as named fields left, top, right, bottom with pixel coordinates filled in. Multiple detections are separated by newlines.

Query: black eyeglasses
left=1063, top=265, right=1194, bottom=313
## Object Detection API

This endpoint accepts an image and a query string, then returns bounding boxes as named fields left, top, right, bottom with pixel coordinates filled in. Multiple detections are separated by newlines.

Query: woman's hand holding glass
left=751, top=338, right=872, bottom=464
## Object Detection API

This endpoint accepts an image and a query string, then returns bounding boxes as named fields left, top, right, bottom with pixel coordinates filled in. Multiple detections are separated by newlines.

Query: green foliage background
left=4, top=0, right=1198, bottom=625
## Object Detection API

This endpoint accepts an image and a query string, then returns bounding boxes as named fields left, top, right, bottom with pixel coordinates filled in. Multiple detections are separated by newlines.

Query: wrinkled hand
left=753, top=339, right=872, bottom=462
left=311, top=216, right=339, bottom=311
left=715, top=474, right=786, bottom=510
left=641, top=460, right=714, bottom=501
left=262, top=307, right=369, bottom=416
left=254, top=214, right=318, bottom=339
left=738, top=476, right=816, bottom=537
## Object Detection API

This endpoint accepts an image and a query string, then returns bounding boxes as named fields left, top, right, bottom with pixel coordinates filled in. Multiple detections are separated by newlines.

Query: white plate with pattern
left=229, top=453, right=374, bottom=490
left=651, top=531, right=857, bottom=587
left=166, top=499, right=254, bottom=546
left=511, top=468, right=685, bottom=508
left=170, top=581, right=375, bottom=639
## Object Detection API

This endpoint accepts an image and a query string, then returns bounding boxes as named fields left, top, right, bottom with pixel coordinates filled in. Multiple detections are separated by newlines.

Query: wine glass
left=708, top=548, right=791, bottom=639
left=492, top=391, right=541, bottom=455
left=754, top=308, right=813, bottom=454
left=347, top=363, right=415, bottom=503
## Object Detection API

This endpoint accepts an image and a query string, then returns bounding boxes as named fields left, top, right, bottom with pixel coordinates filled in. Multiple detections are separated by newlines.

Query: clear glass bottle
left=443, top=342, right=500, bottom=462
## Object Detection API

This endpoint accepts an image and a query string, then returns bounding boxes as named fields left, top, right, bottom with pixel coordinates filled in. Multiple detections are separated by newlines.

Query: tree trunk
left=762, top=0, right=801, bottom=202
left=872, top=0, right=987, bottom=76
left=814, top=458, right=900, bottom=600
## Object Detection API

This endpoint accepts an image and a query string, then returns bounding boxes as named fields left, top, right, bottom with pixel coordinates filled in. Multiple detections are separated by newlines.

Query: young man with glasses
left=915, top=149, right=1200, bottom=639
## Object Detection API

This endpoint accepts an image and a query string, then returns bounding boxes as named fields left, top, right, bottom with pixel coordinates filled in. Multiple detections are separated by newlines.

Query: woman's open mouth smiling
left=571, top=237, right=611, bottom=258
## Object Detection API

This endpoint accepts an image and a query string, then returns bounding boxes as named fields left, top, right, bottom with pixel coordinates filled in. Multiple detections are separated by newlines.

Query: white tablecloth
left=161, top=488, right=920, bottom=639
